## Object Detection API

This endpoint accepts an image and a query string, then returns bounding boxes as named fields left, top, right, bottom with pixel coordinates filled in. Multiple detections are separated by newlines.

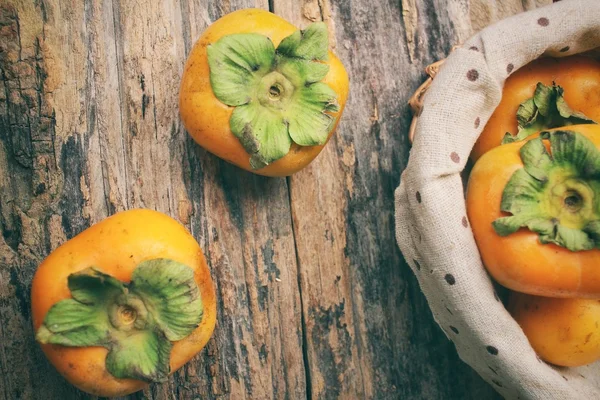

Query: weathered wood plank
left=279, top=0, right=550, bottom=399
left=1, top=1, right=305, bottom=399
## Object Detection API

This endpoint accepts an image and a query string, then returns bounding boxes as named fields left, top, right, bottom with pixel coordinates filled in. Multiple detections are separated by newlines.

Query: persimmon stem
left=35, top=259, right=203, bottom=383
left=502, top=82, right=596, bottom=144
left=207, top=22, right=339, bottom=169
left=493, top=130, right=600, bottom=251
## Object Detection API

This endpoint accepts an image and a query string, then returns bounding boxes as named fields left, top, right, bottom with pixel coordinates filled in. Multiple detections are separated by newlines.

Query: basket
left=394, top=0, right=600, bottom=398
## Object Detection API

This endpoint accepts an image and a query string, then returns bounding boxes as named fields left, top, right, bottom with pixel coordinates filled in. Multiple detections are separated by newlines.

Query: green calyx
left=36, top=259, right=203, bottom=383
left=207, top=22, right=340, bottom=169
left=502, top=82, right=596, bottom=144
left=493, top=130, right=600, bottom=251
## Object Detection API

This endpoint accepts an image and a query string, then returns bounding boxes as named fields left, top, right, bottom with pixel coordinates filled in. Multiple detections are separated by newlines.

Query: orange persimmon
left=467, top=125, right=600, bottom=298
left=509, top=293, right=600, bottom=367
left=31, top=209, right=216, bottom=397
left=179, top=8, right=349, bottom=177
left=472, top=56, right=600, bottom=161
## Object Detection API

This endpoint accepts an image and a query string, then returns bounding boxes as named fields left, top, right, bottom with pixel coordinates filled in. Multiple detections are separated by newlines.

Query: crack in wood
left=286, top=175, right=312, bottom=400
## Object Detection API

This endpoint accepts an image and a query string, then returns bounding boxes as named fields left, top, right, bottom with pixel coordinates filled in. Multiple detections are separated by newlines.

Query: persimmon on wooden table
left=0, top=1, right=550, bottom=399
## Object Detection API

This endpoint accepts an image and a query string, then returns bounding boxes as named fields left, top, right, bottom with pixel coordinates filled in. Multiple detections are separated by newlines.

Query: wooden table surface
left=0, top=0, right=552, bottom=399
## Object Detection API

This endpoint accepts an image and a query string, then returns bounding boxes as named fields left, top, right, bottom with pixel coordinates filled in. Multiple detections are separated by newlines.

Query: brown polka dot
left=413, top=259, right=421, bottom=270
left=538, top=17, right=549, bottom=27
left=467, top=69, right=479, bottom=81
left=450, top=152, right=460, bottom=163
left=560, top=46, right=570, bottom=53
left=469, top=46, right=479, bottom=51
left=444, top=274, right=455, bottom=285
left=462, top=216, right=468, bottom=227
left=486, top=345, right=499, bottom=355
left=449, top=326, right=459, bottom=334
left=506, top=63, right=514, bottom=74
left=474, top=117, right=481, bottom=128
left=416, top=191, right=422, bottom=203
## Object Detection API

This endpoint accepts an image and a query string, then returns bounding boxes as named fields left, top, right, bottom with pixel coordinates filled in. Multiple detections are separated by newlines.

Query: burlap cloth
left=394, top=0, right=600, bottom=398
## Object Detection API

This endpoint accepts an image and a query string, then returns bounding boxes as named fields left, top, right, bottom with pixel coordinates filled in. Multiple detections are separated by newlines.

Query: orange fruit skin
left=472, top=56, right=600, bottom=161
left=179, top=8, right=350, bottom=177
left=509, top=293, right=600, bottom=367
left=467, top=125, right=600, bottom=298
left=31, top=209, right=216, bottom=397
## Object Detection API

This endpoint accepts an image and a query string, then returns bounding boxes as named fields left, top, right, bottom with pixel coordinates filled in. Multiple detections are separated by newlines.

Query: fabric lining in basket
left=394, top=0, right=600, bottom=398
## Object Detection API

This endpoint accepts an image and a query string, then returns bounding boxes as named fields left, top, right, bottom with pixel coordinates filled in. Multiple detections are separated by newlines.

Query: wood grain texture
left=0, top=0, right=550, bottom=399
left=282, top=0, right=547, bottom=398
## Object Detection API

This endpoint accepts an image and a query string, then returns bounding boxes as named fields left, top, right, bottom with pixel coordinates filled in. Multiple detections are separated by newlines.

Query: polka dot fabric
left=394, top=1, right=600, bottom=398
